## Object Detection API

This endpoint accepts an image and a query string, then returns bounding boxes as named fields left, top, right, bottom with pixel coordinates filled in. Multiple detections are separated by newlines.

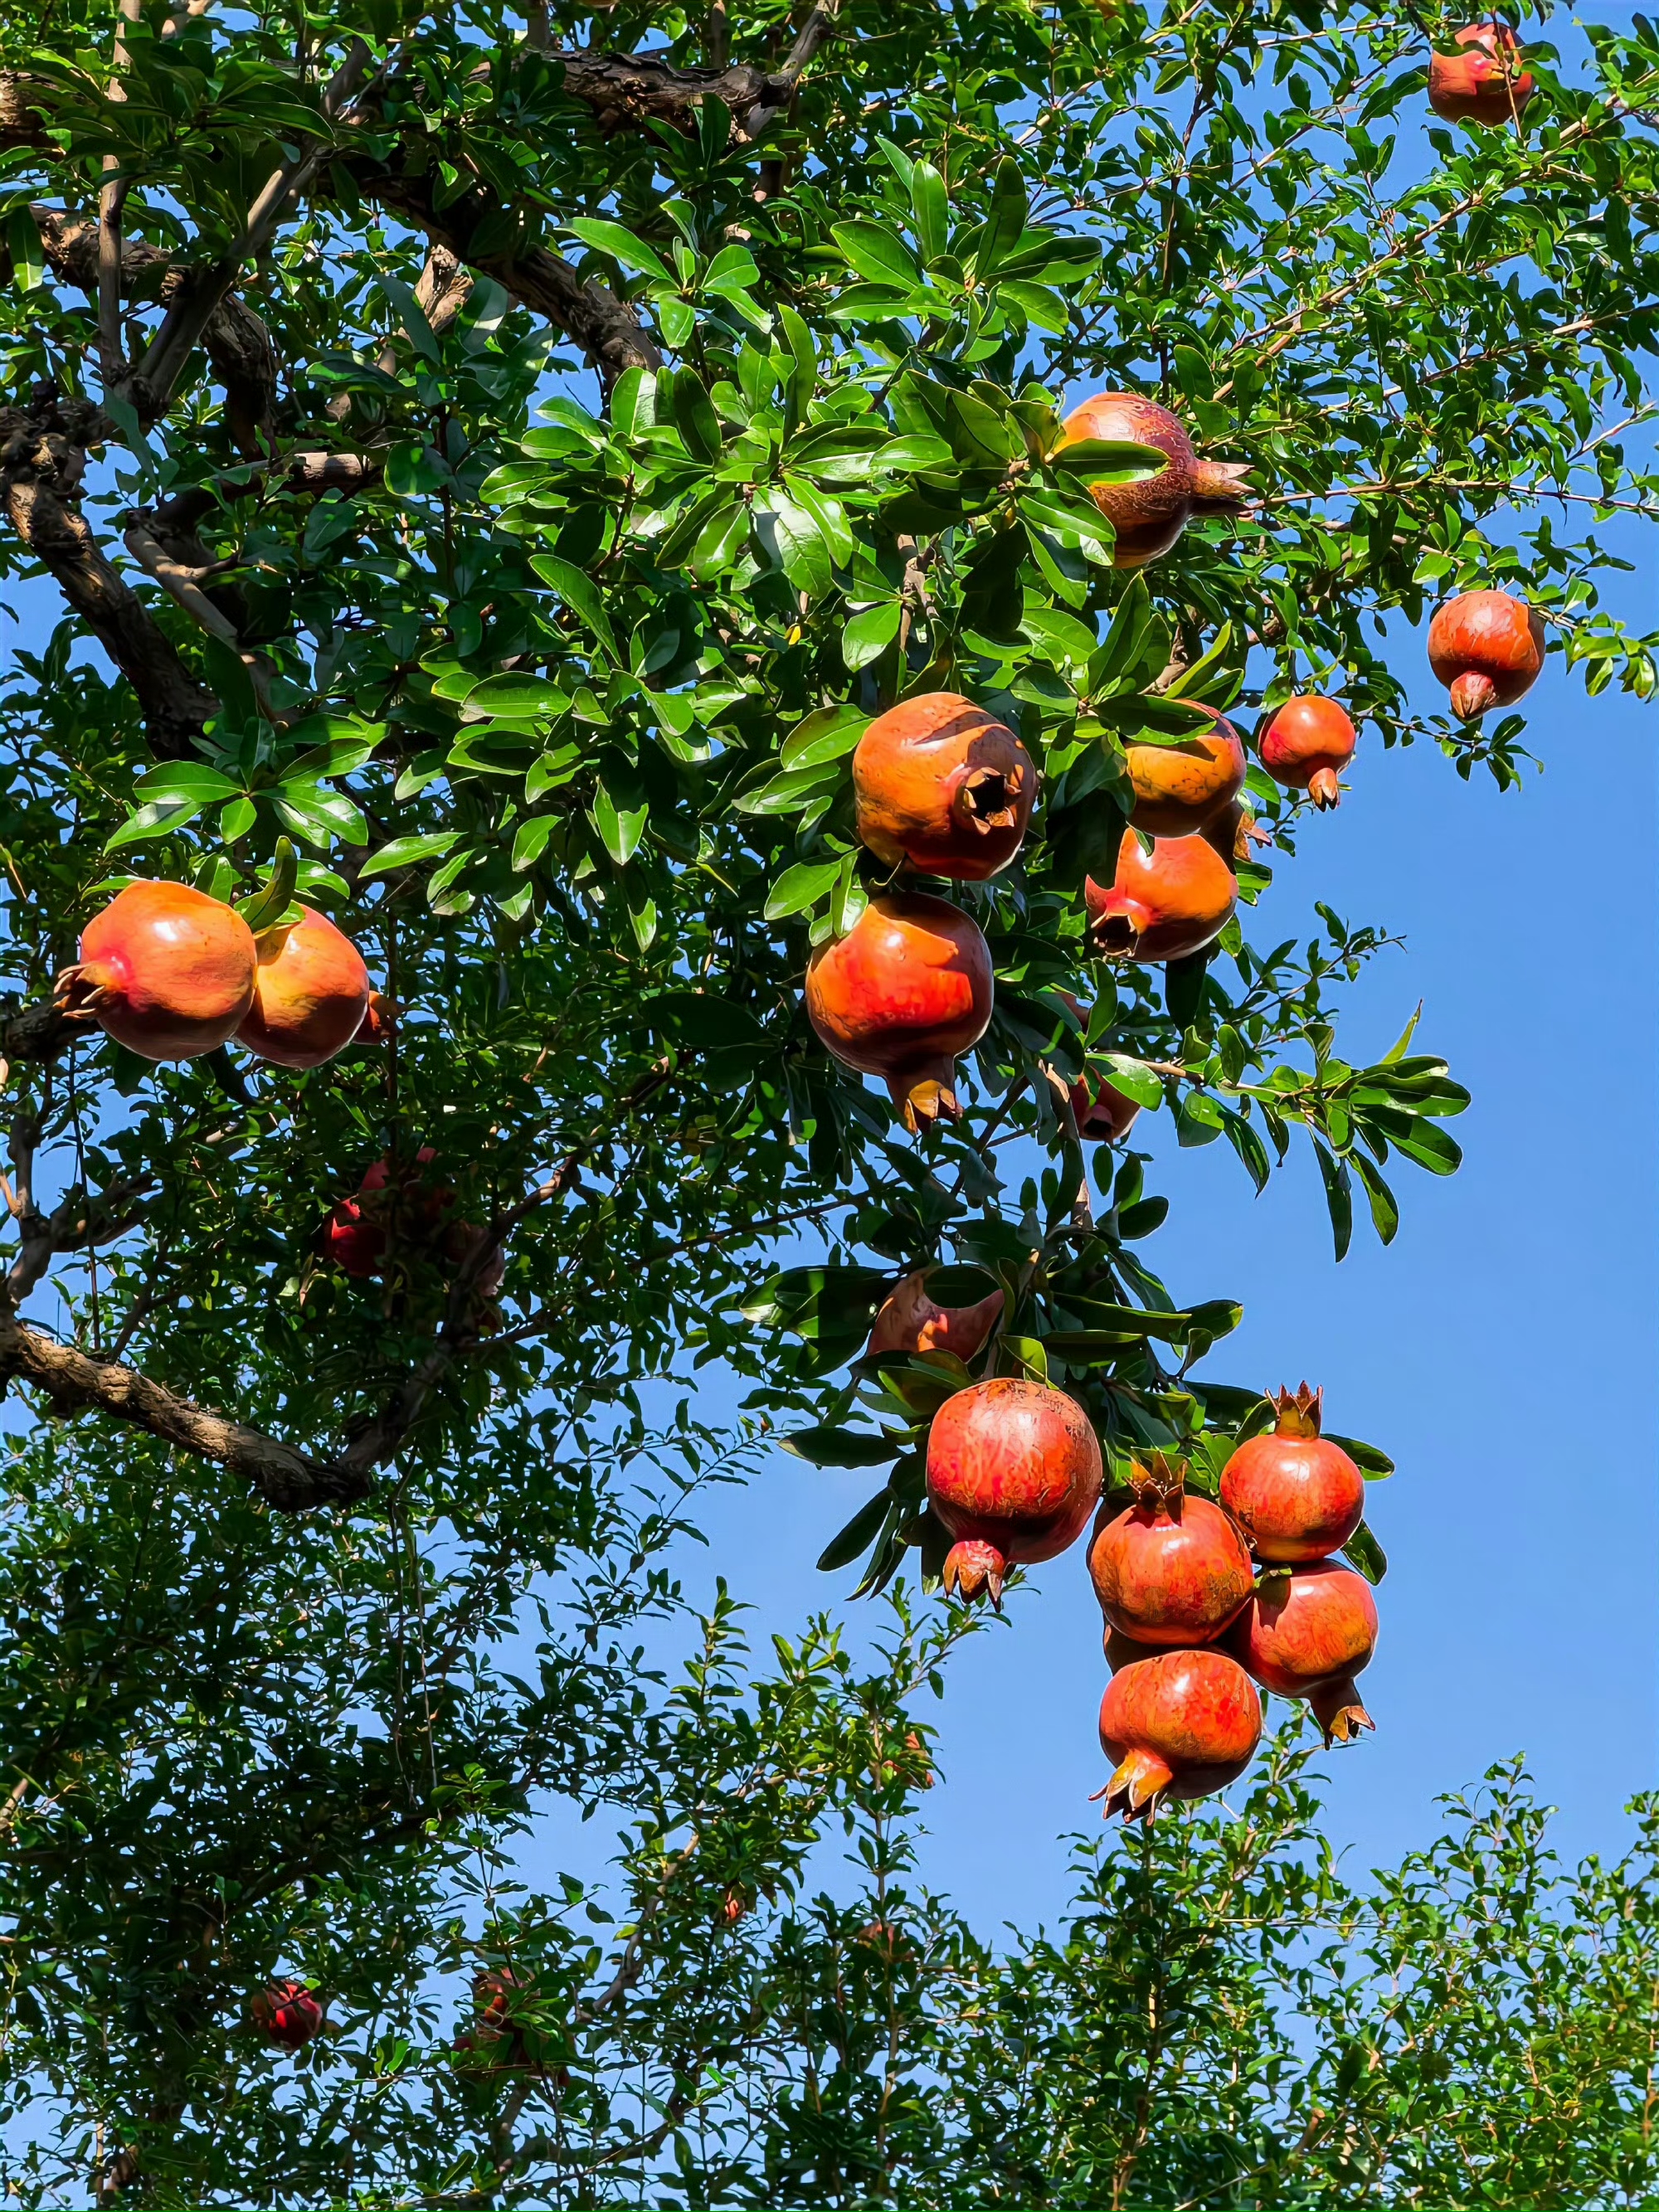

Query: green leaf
left=816, top=1490, right=898, bottom=1571
left=873, top=434, right=955, bottom=473
left=830, top=219, right=922, bottom=291
left=591, top=782, right=647, bottom=866
left=529, top=554, right=619, bottom=659
left=764, top=859, right=842, bottom=921
left=785, top=1427, right=900, bottom=1469
left=661, top=367, right=723, bottom=464
left=463, top=673, right=566, bottom=719
left=1313, top=1141, right=1353, bottom=1262
left=781, top=704, right=868, bottom=770
left=7, top=207, right=44, bottom=293
left=567, top=218, right=674, bottom=284
left=1341, top=1520, right=1388, bottom=1584
left=273, top=785, right=368, bottom=849
left=975, top=156, right=1029, bottom=279
left=359, top=831, right=461, bottom=878
left=1329, top=1434, right=1395, bottom=1480
left=236, top=838, right=299, bottom=935
left=911, top=162, right=948, bottom=264
left=1097, top=1055, right=1164, bottom=1110
left=1351, top=1151, right=1400, bottom=1244
left=1048, top=435, right=1169, bottom=484
left=842, top=600, right=902, bottom=669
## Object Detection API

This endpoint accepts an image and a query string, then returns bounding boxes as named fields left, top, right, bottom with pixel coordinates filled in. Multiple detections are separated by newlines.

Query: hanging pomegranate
left=1097, top=1648, right=1262, bottom=1821
left=1070, top=1067, right=1141, bottom=1142
left=1085, top=829, right=1237, bottom=963
left=1428, top=23, right=1535, bottom=126
left=1428, top=591, right=1545, bottom=721
left=324, top=1147, right=453, bottom=1280
left=867, top=1270, right=1003, bottom=1362
left=1226, top=1561, right=1379, bottom=1744
left=853, top=693, right=1036, bottom=881
left=1202, top=800, right=1268, bottom=868
left=1087, top=1457, right=1254, bottom=1647
left=1257, top=697, right=1358, bottom=809
left=236, top=907, right=372, bottom=1068
left=805, top=893, right=994, bottom=1130
left=1219, top=1385, right=1365, bottom=1563
left=1058, top=392, right=1251, bottom=568
left=1125, top=706, right=1247, bottom=839
left=250, top=1981, right=324, bottom=2052
left=925, top=1375, right=1103, bottom=1603
left=360, top=989, right=397, bottom=1043
left=61, top=881, right=257, bottom=1061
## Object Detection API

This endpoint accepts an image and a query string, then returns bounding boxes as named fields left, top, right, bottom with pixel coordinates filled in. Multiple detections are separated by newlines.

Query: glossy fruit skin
left=235, top=907, right=371, bottom=1069
left=1097, top=1648, right=1262, bottom=1821
left=1257, top=697, right=1358, bottom=809
left=1428, top=591, right=1545, bottom=721
left=1085, top=829, right=1238, bottom=963
left=854, top=694, right=1037, bottom=881
left=251, top=1981, right=323, bottom=2051
left=1219, top=1384, right=1365, bottom=1563
left=1058, top=393, right=1250, bottom=568
left=1088, top=1464, right=1255, bottom=1647
left=69, top=882, right=257, bottom=1061
left=1225, top=1561, right=1378, bottom=1745
left=1428, top=23, right=1535, bottom=126
left=1126, top=706, right=1248, bottom=839
left=1069, top=1068, right=1141, bottom=1142
left=805, top=894, right=994, bottom=1130
left=868, top=1270, right=1003, bottom=1362
left=926, top=1377, right=1103, bottom=1603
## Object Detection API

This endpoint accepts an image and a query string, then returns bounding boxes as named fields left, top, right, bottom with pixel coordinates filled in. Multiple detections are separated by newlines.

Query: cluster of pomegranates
left=324, top=1145, right=506, bottom=1308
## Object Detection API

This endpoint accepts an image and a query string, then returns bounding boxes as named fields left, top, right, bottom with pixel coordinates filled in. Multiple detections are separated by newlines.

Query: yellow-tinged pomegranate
left=805, top=893, right=994, bottom=1130
left=236, top=907, right=371, bottom=1069
left=1126, top=706, right=1247, bottom=839
left=63, top=881, right=257, bottom=1060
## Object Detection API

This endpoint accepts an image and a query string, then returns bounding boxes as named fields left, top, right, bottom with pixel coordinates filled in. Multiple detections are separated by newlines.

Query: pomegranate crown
left=1126, top=1450, right=1189, bottom=1515
left=1268, top=1383, right=1324, bottom=1438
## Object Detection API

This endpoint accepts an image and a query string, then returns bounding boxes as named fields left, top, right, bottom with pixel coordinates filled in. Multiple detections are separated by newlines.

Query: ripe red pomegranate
left=925, top=1376, right=1103, bottom=1604
left=1097, top=1648, right=1262, bottom=1821
left=1085, top=829, right=1237, bottom=963
left=360, top=989, right=397, bottom=1043
left=1126, top=707, right=1247, bottom=839
left=1070, top=1067, right=1141, bottom=1142
left=1226, top=1561, right=1378, bottom=1745
left=1428, top=22, right=1535, bottom=126
left=1219, top=1384, right=1365, bottom=1563
left=1087, top=1457, right=1254, bottom=1646
left=805, top=893, right=994, bottom=1130
left=236, top=907, right=371, bottom=1068
left=867, top=1270, right=1003, bottom=1362
left=250, top=1980, right=323, bottom=2051
left=324, top=1147, right=452, bottom=1279
left=1428, top=591, right=1545, bottom=721
left=1257, top=697, right=1357, bottom=809
left=1058, top=392, right=1250, bottom=568
left=853, top=693, right=1036, bottom=881
left=62, top=881, right=257, bottom=1060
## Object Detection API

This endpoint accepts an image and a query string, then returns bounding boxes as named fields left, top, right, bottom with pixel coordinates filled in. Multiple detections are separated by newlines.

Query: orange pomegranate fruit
left=1219, top=1384, right=1365, bottom=1563
left=925, top=1376, right=1103, bottom=1604
left=1087, top=1457, right=1254, bottom=1647
left=1226, top=1561, right=1379, bottom=1745
left=805, top=893, right=994, bottom=1130
left=1126, top=706, right=1247, bottom=838
left=853, top=693, right=1036, bottom=881
left=1257, top=696, right=1357, bottom=809
left=1058, top=392, right=1250, bottom=568
left=1097, top=1647, right=1262, bottom=1821
left=251, top=1981, right=324, bottom=2052
left=1085, top=829, right=1237, bottom=963
left=63, top=881, right=257, bottom=1061
left=236, top=907, right=371, bottom=1069
left=1428, top=23, right=1535, bottom=126
left=868, top=1270, right=1003, bottom=1362
left=1428, top=591, right=1545, bottom=721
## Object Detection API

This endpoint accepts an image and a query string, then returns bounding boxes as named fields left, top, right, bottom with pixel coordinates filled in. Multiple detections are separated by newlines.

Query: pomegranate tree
left=1226, top=1561, right=1379, bottom=1745
left=867, top=1270, right=1003, bottom=1362
left=1097, top=1648, right=1262, bottom=1821
left=1257, top=697, right=1358, bottom=809
left=1219, top=1384, right=1365, bottom=1562
left=805, top=893, right=994, bottom=1129
left=1085, top=828, right=1237, bottom=962
left=1058, top=391, right=1250, bottom=567
left=853, top=693, right=1036, bottom=881
left=1428, top=591, right=1545, bottom=721
left=925, top=1376, right=1102, bottom=1603
left=1428, top=23, right=1535, bottom=126
left=1087, top=1457, right=1255, bottom=1646
left=62, top=881, right=257, bottom=1061
left=1125, top=706, right=1248, bottom=839
left=250, top=1981, right=323, bottom=2052
left=236, top=907, right=371, bottom=1068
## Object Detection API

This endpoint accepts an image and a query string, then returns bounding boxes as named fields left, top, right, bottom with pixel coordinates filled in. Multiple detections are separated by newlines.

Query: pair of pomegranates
left=61, top=879, right=372, bottom=1068
left=326, top=1147, right=507, bottom=1300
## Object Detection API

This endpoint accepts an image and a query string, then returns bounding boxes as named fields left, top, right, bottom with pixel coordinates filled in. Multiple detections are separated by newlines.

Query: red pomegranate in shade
left=1428, top=23, right=1535, bottom=126
left=1428, top=591, right=1545, bottom=721
left=1104, top=1622, right=1161, bottom=1671
left=805, top=893, right=994, bottom=1130
left=1204, top=800, right=1270, bottom=868
left=61, top=881, right=257, bottom=1060
left=925, top=1376, right=1103, bottom=1604
left=1226, top=1561, right=1379, bottom=1745
left=867, top=1270, right=1003, bottom=1362
left=1219, top=1384, right=1365, bottom=1563
left=1126, top=707, right=1247, bottom=839
left=1257, top=697, right=1357, bottom=809
left=250, top=1981, right=324, bottom=2051
left=359, top=989, right=397, bottom=1043
left=1097, top=1648, right=1262, bottom=1821
left=853, top=693, right=1036, bottom=881
left=1070, top=1067, right=1141, bottom=1142
left=1058, top=392, right=1251, bottom=568
left=1085, top=829, right=1237, bottom=963
left=1087, top=1456, right=1254, bottom=1647
left=324, top=1147, right=453, bottom=1279
left=236, top=907, right=371, bottom=1068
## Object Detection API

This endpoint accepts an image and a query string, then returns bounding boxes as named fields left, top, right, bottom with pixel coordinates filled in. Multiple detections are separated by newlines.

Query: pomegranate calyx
left=952, top=763, right=1023, bottom=834
left=893, top=1067, right=963, bottom=1130
left=1268, top=1382, right=1324, bottom=1439
left=1189, top=458, right=1253, bottom=510
left=1126, top=1451, right=1188, bottom=1516
left=1310, top=1675, right=1374, bottom=1745
left=1447, top=668, right=1501, bottom=722
left=941, top=1537, right=1007, bottom=1607
left=1101, top=1745, right=1175, bottom=1823
left=1307, top=766, right=1342, bottom=809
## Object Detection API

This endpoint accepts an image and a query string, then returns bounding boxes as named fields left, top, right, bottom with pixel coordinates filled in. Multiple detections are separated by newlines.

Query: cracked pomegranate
left=805, top=893, right=993, bottom=1130
left=925, top=1376, right=1102, bottom=1604
left=1220, top=1384, right=1365, bottom=1562
left=1226, top=1560, right=1379, bottom=1745
left=853, top=693, right=1036, bottom=881
left=1428, top=591, right=1545, bottom=721
left=236, top=907, right=371, bottom=1068
left=1085, top=829, right=1237, bottom=963
left=868, top=1270, right=1002, bottom=1362
left=1087, top=1457, right=1254, bottom=1646
left=1058, top=392, right=1250, bottom=568
left=1428, top=23, right=1535, bottom=126
left=1257, top=697, right=1357, bottom=809
left=251, top=1981, right=323, bottom=2052
left=1097, top=1648, right=1262, bottom=1821
left=64, top=881, right=257, bottom=1060
left=1126, top=706, right=1247, bottom=839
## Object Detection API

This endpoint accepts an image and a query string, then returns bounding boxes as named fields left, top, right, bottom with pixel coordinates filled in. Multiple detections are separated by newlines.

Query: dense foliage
left=0, top=0, right=1653, bottom=2195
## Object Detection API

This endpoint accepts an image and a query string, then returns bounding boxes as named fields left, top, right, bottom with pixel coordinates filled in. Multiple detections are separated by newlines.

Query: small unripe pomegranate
left=1226, top=1561, right=1378, bottom=1745
left=805, top=893, right=994, bottom=1130
left=853, top=693, right=1036, bottom=881
left=1069, top=1067, right=1141, bottom=1142
left=251, top=1980, right=324, bottom=2051
left=64, top=882, right=257, bottom=1060
left=1058, top=392, right=1251, bottom=568
left=1085, top=830, right=1237, bottom=963
left=925, top=1376, right=1103, bottom=1604
left=1428, top=591, right=1545, bottom=721
left=1428, top=23, right=1535, bottom=126
left=236, top=907, right=371, bottom=1068
left=1126, top=706, right=1246, bottom=838
left=868, top=1270, right=1003, bottom=1362
left=1219, top=1384, right=1365, bottom=1562
left=1257, top=697, right=1357, bottom=809
left=360, top=989, right=397, bottom=1043
left=1087, top=1457, right=1254, bottom=1646
left=1097, top=1648, right=1262, bottom=1821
